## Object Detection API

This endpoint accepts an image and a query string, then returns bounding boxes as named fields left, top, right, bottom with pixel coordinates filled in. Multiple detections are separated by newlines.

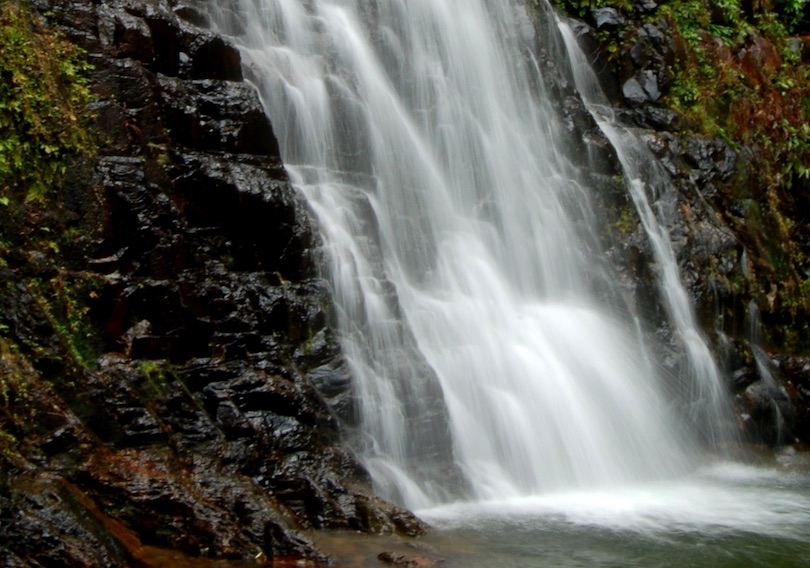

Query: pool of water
left=316, top=454, right=810, bottom=567
left=417, top=457, right=810, bottom=567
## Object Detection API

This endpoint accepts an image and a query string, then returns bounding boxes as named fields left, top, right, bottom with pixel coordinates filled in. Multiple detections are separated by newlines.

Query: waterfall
left=555, top=21, right=737, bottom=449
left=746, top=301, right=789, bottom=445
left=206, top=0, right=731, bottom=508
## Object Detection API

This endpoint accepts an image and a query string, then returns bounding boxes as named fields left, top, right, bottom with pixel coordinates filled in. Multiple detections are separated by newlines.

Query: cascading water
left=205, top=0, right=729, bottom=508
left=555, top=21, right=737, bottom=448
left=746, top=300, right=790, bottom=446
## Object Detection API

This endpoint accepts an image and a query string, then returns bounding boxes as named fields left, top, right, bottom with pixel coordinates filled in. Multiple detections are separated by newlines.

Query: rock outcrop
left=558, top=0, right=810, bottom=449
left=0, top=0, right=422, bottom=565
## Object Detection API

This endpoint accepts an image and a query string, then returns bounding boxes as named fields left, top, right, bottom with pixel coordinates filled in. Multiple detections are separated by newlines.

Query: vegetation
left=26, top=273, right=102, bottom=369
left=555, top=0, right=810, bottom=351
left=662, top=0, right=809, bottom=179
left=0, top=0, right=99, bottom=421
left=0, top=0, right=94, bottom=204
left=663, top=0, right=810, bottom=351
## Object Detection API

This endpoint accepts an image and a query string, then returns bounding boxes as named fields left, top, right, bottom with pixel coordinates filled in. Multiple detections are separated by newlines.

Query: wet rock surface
left=0, top=0, right=423, bottom=564
left=2, top=0, right=807, bottom=563
left=557, top=7, right=810, bottom=449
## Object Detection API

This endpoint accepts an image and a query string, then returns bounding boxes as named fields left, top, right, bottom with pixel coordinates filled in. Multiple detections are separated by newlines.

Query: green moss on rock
left=0, top=0, right=94, bottom=204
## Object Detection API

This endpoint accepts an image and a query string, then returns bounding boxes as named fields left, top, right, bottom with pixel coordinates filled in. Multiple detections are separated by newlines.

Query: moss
left=0, top=0, right=95, bottom=204
left=0, top=338, right=35, bottom=459
left=0, top=2, right=101, bottom=375
left=25, top=272, right=102, bottom=370
left=553, top=0, right=632, bottom=19
left=556, top=0, right=810, bottom=352
left=611, top=205, right=639, bottom=236
left=138, top=360, right=171, bottom=399
left=0, top=0, right=101, bottom=278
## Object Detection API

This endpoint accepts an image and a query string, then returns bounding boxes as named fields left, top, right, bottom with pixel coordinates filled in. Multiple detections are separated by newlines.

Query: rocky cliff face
left=2, top=0, right=808, bottom=564
left=554, top=0, right=810, bottom=449
left=0, top=1, right=421, bottom=565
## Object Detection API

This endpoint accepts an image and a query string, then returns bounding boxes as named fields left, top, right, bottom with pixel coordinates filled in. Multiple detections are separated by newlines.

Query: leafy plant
left=553, top=0, right=632, bottom=19
left=25, top=272, right=101, bottom=369
left=0, top=0, right=94, bottom=204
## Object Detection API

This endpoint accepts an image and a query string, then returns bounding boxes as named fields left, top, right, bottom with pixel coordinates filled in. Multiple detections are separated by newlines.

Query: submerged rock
left=378, top=550, right=442, bottom=567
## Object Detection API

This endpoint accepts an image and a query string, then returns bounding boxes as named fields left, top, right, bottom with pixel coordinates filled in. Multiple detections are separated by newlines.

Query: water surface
left=415, top=459, right=810, bottom=567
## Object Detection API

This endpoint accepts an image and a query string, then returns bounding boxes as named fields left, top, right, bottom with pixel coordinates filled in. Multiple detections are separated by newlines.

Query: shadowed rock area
left=0, top=0, right=422, bottom=565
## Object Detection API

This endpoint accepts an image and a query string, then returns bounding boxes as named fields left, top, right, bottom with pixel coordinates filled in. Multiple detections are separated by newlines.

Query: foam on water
left=419, top=462, right=810, bottom=541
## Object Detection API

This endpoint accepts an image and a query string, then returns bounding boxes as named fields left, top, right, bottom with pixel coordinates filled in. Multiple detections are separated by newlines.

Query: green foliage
left=774, top=0, right=808, bottom=33
left=139, top=360, right=170, bottom=398
left=663, top=0, right=710, bottom=42
left=25, top=272, right=101, bottom=369
left=563, top=0, right=810, bottom=349
left=0, top=338, right=34, bottom=460
left=663, top=1, right=809, bottom=168
left=0, top=3, right=102, bottom=367
left=610, top=206, right=638, bottom=236
left=553, top=0, right=632, bottom=19
left=0, top=1, right=94, bottom=204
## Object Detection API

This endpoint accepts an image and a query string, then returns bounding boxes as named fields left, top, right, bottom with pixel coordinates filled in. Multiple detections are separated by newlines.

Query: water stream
left=205, top=0, right=810, bottom=559
left=555, top=21, right=737, bottom=448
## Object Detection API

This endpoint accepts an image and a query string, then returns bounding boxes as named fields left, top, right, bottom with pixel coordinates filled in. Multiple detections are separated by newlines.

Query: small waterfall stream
left=556, top=22, right=737, bottom=448
left=206, top=0, right=731, bottom=508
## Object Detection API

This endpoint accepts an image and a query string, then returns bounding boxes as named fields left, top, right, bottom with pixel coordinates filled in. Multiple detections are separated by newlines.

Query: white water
left=205, top=0, right=733, bottom=509
left=415, top=458, right=810, bottom=567
left=420, top=461, right=810, bottom=540
left=746, top=301, right=789, bottom=445
left=556, top=23, right=736, bottom=448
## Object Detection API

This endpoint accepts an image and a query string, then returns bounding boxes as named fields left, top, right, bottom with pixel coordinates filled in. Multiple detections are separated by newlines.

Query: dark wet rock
left=617, top=106, right=690, bottom=131
left=97, top=3, right=155, bottom=61
left=158, top=77, right=277, bottom=155
left=1, top=473, right=137, bottom=567
left=622, top=76, right=649, bottom=105
left=309, top=361, right=355, bottom=423
left=186, top=34, right=242, bottom=80
left=531, top=8, right=620, bottom=173
left=737, top=380, right=796, bottom=447
left=683, top=137, right=739, bottom=185
left=772, top=356, right=810, bottom=445
left=174, top=3, right=210, bottom=28
left=617, top=20, right=677, bottom=107
left=632, top=0, right=658, bottom=13
left=555, top=0, right=810, bottom=448
left=0, top=0, right=424, bottom=564
left=590, top=7, right=627, bottom=31
left=611, top=114, right=809, bottom=449
left=639, top=69, right=661, bottom=100
left=378, top=550, right=440, bottom=567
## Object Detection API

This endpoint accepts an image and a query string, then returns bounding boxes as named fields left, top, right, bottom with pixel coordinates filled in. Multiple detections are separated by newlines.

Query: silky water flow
left=203, top=0, right=732, bottom=508
left=555, top=19, right=738, bottom=449
left=204, top=3, right=810, bottom=563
